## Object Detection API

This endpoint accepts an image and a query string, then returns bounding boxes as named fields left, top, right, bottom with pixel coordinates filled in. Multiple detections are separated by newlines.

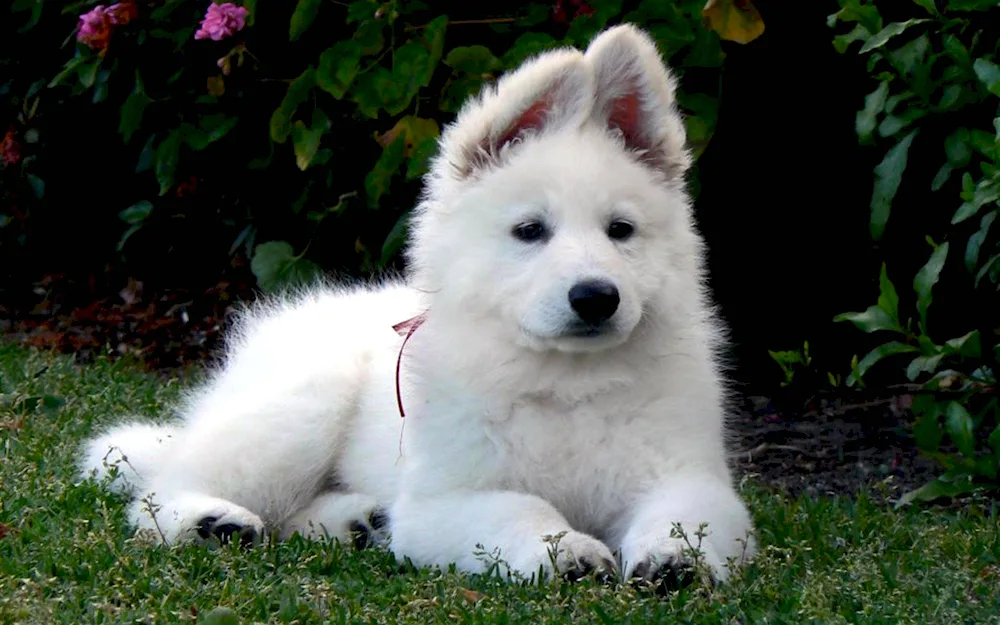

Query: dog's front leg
left=616, top=473, right=756, bottom=588
left=389, top=491, right=617, bottom=582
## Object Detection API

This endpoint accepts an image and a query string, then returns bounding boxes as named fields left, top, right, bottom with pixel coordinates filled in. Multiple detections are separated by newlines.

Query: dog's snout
left=568, top=280, right=620, bottom=326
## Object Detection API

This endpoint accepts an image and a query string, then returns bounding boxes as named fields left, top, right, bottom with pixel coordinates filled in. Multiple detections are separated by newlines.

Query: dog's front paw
left=543, top=531, right=618, bottom=584
left=622, top=534, right=722, bottom=592
left=196, top=512, right=264, bottom=548
left=130, top=493, right=265, bottom=547
left=280, top=492, right=388, bottom=549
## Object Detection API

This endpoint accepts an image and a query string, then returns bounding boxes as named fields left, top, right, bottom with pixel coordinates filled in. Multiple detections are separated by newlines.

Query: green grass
left=1, top=343, right=998, bottom=625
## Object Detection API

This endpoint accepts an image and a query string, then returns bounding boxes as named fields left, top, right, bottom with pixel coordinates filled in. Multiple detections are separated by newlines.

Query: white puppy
left=79, top=23, right=756, bottom=587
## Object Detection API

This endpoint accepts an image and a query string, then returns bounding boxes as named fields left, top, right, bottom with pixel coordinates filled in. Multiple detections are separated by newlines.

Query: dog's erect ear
left=438, top=48, right=593, bottom=179
left=585, top=24, right=691, bottom=179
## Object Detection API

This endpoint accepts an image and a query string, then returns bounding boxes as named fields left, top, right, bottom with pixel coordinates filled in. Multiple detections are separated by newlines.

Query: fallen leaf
left=703, top=0, right=765, bottom=45
left=207, top=75, right=225, bottom=97
left=0, top=523, right=12, bottom=539
left=459, top=588, right=485, bottom=604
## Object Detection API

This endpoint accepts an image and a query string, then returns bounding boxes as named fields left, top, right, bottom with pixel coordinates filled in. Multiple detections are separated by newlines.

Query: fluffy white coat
left=79, top=23, right=757, bottom=585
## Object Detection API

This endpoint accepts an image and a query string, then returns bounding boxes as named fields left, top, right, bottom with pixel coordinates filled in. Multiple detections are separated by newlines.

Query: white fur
left=77, top=24, right=757, bottom=584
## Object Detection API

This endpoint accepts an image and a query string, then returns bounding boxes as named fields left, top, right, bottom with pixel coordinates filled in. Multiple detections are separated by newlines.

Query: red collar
left=392, top=312, right=427, bottom=418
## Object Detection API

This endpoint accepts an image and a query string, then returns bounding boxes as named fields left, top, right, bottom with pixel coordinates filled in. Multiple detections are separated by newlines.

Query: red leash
left=392, top=312, right=427, bottom=419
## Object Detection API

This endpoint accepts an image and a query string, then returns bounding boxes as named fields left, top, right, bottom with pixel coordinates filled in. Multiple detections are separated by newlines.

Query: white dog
left=79, top=23, right=756, bottom=588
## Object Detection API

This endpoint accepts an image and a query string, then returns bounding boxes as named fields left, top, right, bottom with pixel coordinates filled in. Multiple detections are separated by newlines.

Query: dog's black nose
left=568, top=280, right=620, bottom=326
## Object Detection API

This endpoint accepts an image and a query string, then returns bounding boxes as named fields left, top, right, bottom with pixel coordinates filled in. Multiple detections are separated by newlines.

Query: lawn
left=1, top=342, right=998, bottom=624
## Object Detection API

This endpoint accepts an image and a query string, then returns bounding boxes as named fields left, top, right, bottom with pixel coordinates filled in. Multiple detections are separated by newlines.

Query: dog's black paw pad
left=369, top=508, right=389, bottom=531
left=563, top=555, right=618, bottom=585
left=348, top=520, right=373, bottom=550
left=630, top=557, right=706, bottom=594
left=196, top=516, right=258, bottom=548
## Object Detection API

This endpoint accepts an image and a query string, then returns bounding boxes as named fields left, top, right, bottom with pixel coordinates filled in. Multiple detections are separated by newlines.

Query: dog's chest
left=481, top=394, right=660, bottom=534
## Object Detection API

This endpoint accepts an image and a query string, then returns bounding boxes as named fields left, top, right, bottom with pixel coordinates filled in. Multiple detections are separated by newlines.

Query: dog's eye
left=512, top=221, right=548, bottom=243
left=607, top=220, right=635, bottom=241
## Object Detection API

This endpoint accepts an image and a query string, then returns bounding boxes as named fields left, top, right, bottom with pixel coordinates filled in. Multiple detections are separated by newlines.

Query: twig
left=405, top=17, right=516, bottom=32
left=801, top=398, right=893, bottom=419
left=729, top=442, right=806, bottom=461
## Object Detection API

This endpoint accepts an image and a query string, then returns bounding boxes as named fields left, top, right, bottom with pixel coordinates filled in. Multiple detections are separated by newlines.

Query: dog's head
left=407, top=24, right=706, bottom=354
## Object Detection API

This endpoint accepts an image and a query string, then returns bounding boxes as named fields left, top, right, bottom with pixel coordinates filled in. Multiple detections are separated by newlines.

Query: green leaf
left=119, top=83, right=152, bottom=144
left=289, top=0, right=321, bottom=41
left=346, top=0, right=376, bottom=23
left=92, top=70, right=111, bottom=104
left=878, top=108, right=927, bottom=138
left=270, top=68, right=316, bottom=144
left=944, top=128, right=972, bottom=167
left=365, top=136, right=406, bottom=207
left=931, top=163, right=952, bottom=191
left=942, top=34, right=971, bottom=68
left=238, top=0, right=256, bottom=25
left=906, top=353, right=944, bottom=381
left=944, top=330, right=981, bottom=359
left=25, top=174, right=44, bottom=200
left=966, top=210, right=997, bottom=273
left=833, top=24, right=871, bottom=54
left=846, top=341, right=919, bottom=386
left=876, top=262, right=899, bottom=322
left=565, top=0, right=624, bottom=46
left=945, top=401, right=976, bottom=457
left=12, top=0, right=43, bottom=32
left=445, top=45, right=501, bottom=75
left=184, top=115, right=239, bottom=151
left=373, top=116, right=442, bottom=181
left=351, top=68, right=396, bottom=119
left=952, top=180, right=999, bottom=225
left=913, top=241, right=949, bottom=332
left=49, top=55, right=87, bottom=88
left=119, top=201, right=152, bottom=225
left=291, top=110, right=327, bottom=171
left=135, top=134, right=157, bottom=173
left=502, top=32, right=559, bottom=67
left=889, top=34, right=929, bottom=76
left=858, top=19, right=929, bottom=54
left=421, top=15, right=449, bottom=82
left=896, top=473, right=978, bottom=508
left=833, top=305, right=903, bottom=334
left=250, top=241, right=322, bottom=294
left=969, top=129, right=998, bottom=160
left=973, top=57, right=1000, bottom=96
left=870, top=129, right=918, bottom=240
left=974, top=253, right=1000, bottom=287
left=379, top=211, right=411, bottom=267
left=439, top=75, right=487, bottom=114
left=200, top=606, right=240, bottom=625
left=947, top=0, right=1000, bottom=9
left=911, top=0, right=938, bottom=14
left=856, top=80, right=889, bottom=141
left=77, top=58, right=101, bottom=89
left=317, top=40, right=362, bottom=100
left=155, top=129, right=184, bottom=196
left=989, top=423, right=1000, bottom=458
left=827, top=0, right=882, bottom=34
left=912, top=398, right=943, bottom=452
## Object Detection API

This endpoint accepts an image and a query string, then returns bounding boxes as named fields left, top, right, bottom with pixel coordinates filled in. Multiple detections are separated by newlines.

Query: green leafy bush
left=829, top=0, right=1000, bottom=504
left=1, top=0, right=761, bottom=292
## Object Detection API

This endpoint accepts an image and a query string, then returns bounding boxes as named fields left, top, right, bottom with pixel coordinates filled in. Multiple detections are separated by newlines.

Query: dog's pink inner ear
left=493, top=97, right=550, bottom=154
left=607, top=90, right=652, bottom=155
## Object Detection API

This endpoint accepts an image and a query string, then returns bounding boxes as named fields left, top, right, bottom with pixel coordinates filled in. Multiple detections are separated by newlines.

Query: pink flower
left=76, top=3, right=136, bottom=51
left=106, top=2, right=138, bottom=25
left=77, top=5, right=113, bottom=50
left=195, top=3, right=248, bottom=42
left=1, top=126, right=21, bottom=167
